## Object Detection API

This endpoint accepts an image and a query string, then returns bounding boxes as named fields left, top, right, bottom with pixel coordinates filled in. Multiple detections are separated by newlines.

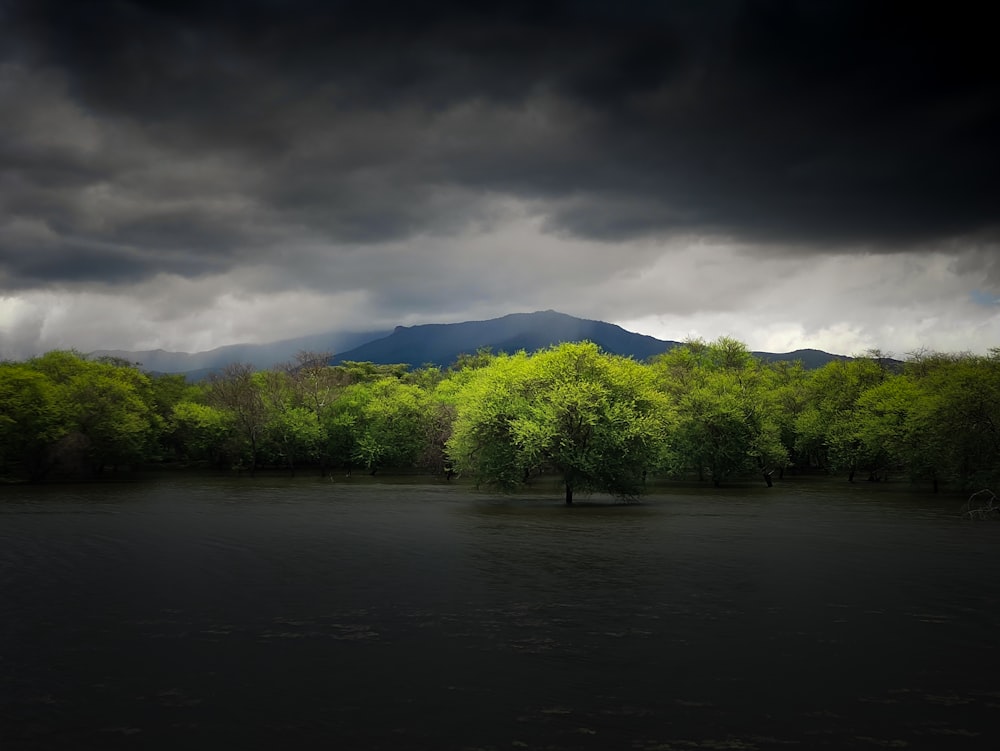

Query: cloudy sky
left=2, top=0, right=998, bottom=359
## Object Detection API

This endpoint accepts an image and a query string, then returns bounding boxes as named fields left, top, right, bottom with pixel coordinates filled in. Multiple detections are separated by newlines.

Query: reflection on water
left=2, top=476, right=999, bottom=749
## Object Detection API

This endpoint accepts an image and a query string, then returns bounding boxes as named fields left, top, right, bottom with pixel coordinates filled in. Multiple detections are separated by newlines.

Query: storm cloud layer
left=2, top=0, right=999, bottom=357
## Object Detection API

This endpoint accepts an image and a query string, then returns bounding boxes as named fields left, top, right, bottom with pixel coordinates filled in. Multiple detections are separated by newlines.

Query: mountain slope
left=92, top=328, right=388, bottom=374
left=90, top=311, right=854, bottom=377
left=333, top=311, right=854, bottom=369
left=333, top=310, right=680, bottom=366
left=754, top=348, right=852, bottom=369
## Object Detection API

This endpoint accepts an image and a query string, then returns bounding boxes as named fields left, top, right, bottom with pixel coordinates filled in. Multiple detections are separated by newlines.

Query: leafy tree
left=61, top=359, right=157, bottom=473
left=448, top=342, right=673, bottom=504
left=761, top=360, right=810, bottom=473
left=331, top=378, right=432, bottom=474
left=333, top=361, right=409, bottom=384
left=906, top=353, right=1000, bottom=490
left=263, top=406, right=325, bottom=474
left=206, top=363, right=269, bottom=473
left=852, top=375, right=922, bottom=482
left=443, top=352, right=535, bottom=490
left=169, top=401, right=234, bottom=464
left=652, top=338, right=787, bottom=486
left=449, top=347, right=496, bottom=372
left=0, top=363, right=66, bottom=480
left=794, top=357, right=886, bottom=480
left=4, top=352, right=159, bottom=477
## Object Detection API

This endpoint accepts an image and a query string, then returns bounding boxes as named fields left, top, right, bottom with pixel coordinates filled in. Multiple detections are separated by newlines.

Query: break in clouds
left=1, top=0, right=999, bottom=358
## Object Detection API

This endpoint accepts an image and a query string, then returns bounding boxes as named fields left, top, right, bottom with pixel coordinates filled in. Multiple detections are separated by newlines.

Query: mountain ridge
left=331, top=310, right=854, bottom=370
left=331, top=310, right=677, bottom=367
left=91, top=328, right=387, bottom=374
left=90, top=311, right=854, bottom=378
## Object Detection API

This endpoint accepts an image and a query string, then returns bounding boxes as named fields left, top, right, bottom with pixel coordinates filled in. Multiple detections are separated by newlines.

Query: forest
left=2, top=339, right=999, bottom=502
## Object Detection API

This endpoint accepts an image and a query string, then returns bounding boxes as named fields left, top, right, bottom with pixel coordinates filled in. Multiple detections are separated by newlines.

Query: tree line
left=2, top=340, right=999, bottom=502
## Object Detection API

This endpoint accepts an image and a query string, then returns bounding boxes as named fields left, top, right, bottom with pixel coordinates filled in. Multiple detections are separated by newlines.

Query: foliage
left=793, top=357, right=886, bottom=479
left=329, top=378, right=432, bottom=473
left=1, top=352, right=158, bottom=477
left=0, top=363, right=67, bottom=480
left=447, top=342, right=673, bottom=503
left=169, top=401, right=234, bottom=464
left=4, top=341, right=1000, bottom=497
left=652, top=338, right=788, bottom=486
left=205, top=363, right=269, bottom=472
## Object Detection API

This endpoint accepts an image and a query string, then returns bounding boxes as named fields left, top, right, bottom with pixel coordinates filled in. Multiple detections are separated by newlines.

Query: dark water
left=2, top=476, right=999, bottom=750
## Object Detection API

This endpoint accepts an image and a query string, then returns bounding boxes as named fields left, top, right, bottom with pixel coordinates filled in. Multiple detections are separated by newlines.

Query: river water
left=2, top=475, right=999, bottom=749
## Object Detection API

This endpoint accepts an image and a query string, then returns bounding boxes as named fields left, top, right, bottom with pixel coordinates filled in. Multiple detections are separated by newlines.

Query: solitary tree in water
left=446, top=342, right=673, bottom=505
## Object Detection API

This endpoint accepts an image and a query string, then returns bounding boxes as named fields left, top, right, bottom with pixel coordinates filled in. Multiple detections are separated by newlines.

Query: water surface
left=2, top=476, right=998, bottom=749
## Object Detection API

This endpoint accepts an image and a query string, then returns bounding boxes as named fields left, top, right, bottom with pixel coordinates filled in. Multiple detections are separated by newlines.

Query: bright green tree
left=447, top=342, right=673, bottom=504
left=0, top=363, right=66, bottom=480
left=652, top=338, right=787, bottom=486
left=794, top=357, right=886, bottom=480
left=327, top=378, right=433, bottom=474
left=61, top=360, right=157, bottom=473
left=905, top=352, right=1000, bottom=490
left=169, top=401, right=235, bottom=465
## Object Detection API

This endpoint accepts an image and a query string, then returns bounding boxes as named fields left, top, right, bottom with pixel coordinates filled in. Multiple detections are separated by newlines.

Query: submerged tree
left=326, top=378, right=432, bottom=474
left=0, top=363, right=66, bottom=480
left=651, top=338, right=787, bottom=486
left=793, top=356, right=886, bottom=481
left=447, top=342, right=673, bottom=504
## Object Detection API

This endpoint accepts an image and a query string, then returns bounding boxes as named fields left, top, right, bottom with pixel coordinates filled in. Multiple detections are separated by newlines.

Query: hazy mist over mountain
left=91, top=311, right=852, bottom=378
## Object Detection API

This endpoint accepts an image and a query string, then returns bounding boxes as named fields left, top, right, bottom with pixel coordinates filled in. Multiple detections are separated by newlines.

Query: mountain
left=754, top=348, right=852, bottom=369
left=331, top=310, right=680, bottom=367
left=91, top=311, right=854, bottom=378
left=92, top=328, right=388, bottom=376
left=333, top=311, right=858, bottom=369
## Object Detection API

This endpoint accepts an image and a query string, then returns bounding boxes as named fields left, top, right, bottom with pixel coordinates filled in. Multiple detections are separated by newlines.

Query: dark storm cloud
left=2, top=0, right=998, bottom=290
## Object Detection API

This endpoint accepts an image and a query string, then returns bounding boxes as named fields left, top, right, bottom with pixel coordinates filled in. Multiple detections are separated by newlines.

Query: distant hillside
left=92, top=328, right=387, bottom=376
left=332, top=310, right=678, bottom=367
left=90, top=311, right=854, bottom=378
left=332, top=310, right=850, bottom=369
left=754, top=348, right=852, bottom=369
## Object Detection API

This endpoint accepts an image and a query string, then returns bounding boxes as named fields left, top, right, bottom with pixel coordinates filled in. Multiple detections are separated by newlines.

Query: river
left=2, top=475, right=998, bottom=749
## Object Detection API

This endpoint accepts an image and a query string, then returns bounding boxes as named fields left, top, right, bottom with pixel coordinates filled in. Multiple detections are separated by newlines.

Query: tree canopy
left=447, top=342, right=674, bottom=503
left=3, top=342, right=1000, bottom=499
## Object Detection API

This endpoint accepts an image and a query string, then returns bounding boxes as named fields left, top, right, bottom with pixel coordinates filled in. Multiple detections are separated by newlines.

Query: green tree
left=652, top=338, right=787, bottom=486
left=206, top=363, right=269, bottom=473
left=61, top=359, right=156, bottom=473
left=794, top=357, right=886, bottom=480
left=15, top=352, right=161, bottom=476
left=169, top=401, right=234, bottom=464
left=333, top=378, right=432, bottom=474
left=264, top=405, right=325, bottom=474
left=448, top=342, right=673, bottom=504
left=905, top=353, right=1000, bottom=490
left=0, top=363, right=66, bottom=480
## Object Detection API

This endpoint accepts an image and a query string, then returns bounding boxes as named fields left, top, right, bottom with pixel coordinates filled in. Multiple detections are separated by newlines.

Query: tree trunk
left=565, top=483, right=573, bottom=506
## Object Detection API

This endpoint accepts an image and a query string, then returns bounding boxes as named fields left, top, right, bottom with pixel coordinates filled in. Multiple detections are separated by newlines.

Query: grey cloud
left=1, top=0, right=999, bottom=296
left=950, top=245, right=1000, bottom=289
